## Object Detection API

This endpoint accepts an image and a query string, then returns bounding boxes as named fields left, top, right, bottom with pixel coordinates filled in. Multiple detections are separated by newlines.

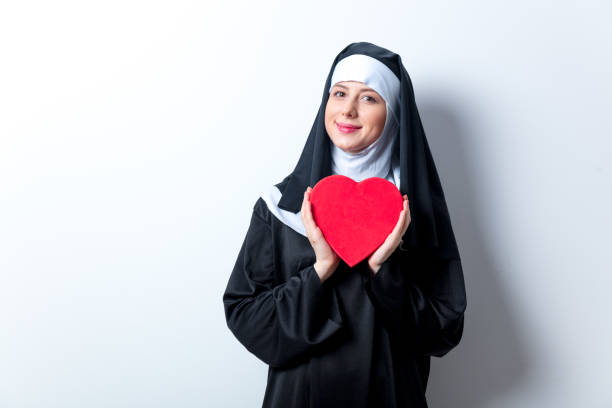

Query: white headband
left=329, top=54, right=400, bottom=122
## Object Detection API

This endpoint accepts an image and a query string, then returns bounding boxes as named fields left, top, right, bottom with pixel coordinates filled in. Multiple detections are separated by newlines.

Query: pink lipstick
left=336, top=122, right=361, bottom=133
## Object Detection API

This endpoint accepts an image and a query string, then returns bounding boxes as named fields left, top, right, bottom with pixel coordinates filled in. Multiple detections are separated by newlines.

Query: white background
left=1, top=1, right=611, bottom=407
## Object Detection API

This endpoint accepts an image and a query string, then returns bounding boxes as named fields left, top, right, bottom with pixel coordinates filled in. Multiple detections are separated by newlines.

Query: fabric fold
left=363, top=250, right=466, bottom=357
left=223, top=200, right=344, bottom=369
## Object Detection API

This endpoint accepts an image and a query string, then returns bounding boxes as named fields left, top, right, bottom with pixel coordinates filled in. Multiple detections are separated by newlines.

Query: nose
left=341, top=98, right=357, bottom=118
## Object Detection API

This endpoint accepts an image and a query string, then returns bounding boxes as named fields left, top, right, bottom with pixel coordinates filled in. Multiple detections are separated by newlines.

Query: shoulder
left=274, top=174, right=291, bottom=194
left=252, top=184, right=285, bottom=229
left=253, top=174, right=291, bottom=223
left=252, top=196, right=272, bottom=226
left=256, top=183, right=307, bottom=238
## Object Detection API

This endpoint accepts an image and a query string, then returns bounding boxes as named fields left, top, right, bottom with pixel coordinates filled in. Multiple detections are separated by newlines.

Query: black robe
left=222, top=197, right=467, bottom=407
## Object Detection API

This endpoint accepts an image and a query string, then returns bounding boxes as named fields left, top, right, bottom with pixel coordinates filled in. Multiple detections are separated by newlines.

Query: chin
left=330, top=137, right=351, bottom=151
left=337, top=143, right=362, bottom=154
left=332, top=135, right=360, bottom=152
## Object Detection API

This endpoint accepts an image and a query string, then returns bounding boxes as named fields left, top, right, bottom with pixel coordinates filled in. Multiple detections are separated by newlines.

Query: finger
left=402, top=216, right=410, bottom=235
left=404, top=200, right=411, bottom=222
left=401, top=196, right=409, bottom=217
left=301, top=191, right=308, bottom=221
left=305, top=191, right=317, bottom=223
left=301, top=188, right=309, bottom=210
left=396, top=209, right=406, bottom=234
left=303, top=191, right=317, bottom=232
left=301, top=189, right=314, bottom=235
left=389, top=211, right=408, bottom=249
left=402, top=206, right=411, bottom=235
left=304, top=191, right=326, bottom=242
left=386, top=209, right=405, bottom=244
left=302, top=191, right=312, bottom=221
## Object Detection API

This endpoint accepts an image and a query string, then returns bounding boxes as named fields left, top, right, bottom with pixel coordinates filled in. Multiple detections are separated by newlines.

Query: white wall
left=1, top=1, right=610, bottom=407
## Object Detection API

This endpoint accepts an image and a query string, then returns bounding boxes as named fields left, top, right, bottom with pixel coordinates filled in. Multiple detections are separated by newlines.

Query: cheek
left=377, top=107, right=387, bottom=127
left=324, top=104, right=338, bottom=134
left=365, top=109, right=386, bottom=131
left=372, top=112, right=386, bottom=132
left=324, top=104, right=334, bottom=124
left=325, top=102, right=339, bottom=117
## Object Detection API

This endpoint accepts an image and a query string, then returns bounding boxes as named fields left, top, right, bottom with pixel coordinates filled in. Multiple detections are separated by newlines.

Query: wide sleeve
left=222, top=203, right=344, bottom=368
left=363, top=249, right=467, bottom=357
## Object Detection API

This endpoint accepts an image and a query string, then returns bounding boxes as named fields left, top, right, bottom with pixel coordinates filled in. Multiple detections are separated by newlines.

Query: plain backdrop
left=1, top=1, right=611, bottom=407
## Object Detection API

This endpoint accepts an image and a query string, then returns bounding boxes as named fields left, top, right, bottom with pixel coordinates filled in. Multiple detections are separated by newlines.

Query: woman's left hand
left=367, top=195, right=411, bottom=275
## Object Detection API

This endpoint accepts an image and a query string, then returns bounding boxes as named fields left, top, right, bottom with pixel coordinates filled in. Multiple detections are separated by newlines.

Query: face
left=325, top=80, right=387, bottom=154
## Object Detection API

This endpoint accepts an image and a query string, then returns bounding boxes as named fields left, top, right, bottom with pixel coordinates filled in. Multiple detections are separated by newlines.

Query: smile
left=336, top=122, right=361, bottom=133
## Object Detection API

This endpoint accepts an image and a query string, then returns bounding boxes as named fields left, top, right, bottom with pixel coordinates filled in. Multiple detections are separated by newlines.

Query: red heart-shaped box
left=310, top=175, right=404, bottom=268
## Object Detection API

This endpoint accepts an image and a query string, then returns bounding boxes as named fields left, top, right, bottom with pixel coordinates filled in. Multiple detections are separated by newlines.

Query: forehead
left=332, top=81, right=377, bottom=92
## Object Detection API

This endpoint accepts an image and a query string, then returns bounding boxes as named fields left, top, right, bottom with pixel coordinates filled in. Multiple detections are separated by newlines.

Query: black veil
left=276, top=41, right=460, bottom=260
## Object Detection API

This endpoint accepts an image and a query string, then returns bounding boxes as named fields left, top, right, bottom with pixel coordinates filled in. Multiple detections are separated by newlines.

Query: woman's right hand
left=301, top=186, right=340, bottom=283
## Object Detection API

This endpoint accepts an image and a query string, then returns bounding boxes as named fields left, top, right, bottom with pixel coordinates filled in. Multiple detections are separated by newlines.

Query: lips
left=336, top=122, right=361, bottom=133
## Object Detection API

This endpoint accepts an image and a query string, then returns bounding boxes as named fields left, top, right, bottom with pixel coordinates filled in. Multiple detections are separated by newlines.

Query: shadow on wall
left=418, top=97, right=530, bottom=408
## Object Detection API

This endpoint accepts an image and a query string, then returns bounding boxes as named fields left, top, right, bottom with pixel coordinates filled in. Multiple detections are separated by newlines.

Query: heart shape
left=310, top=175, right=403, bottom=268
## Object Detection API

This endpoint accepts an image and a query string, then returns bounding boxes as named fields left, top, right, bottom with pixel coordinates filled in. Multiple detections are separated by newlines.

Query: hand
left=367, top=195, right=411, bottom=275
left=301, top=186, right=340, bottom=283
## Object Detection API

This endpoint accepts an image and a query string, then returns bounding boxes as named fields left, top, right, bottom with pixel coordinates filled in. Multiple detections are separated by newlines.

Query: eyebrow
left=332, top=84, right=377, bottom=93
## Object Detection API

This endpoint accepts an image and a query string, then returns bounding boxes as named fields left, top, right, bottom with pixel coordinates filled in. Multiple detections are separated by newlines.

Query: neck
left=330, top=117, right=398, bottom=182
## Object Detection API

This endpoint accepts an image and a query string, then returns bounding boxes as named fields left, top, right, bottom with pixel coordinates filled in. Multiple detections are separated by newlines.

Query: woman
left=222, top=42, right=467, bottom=408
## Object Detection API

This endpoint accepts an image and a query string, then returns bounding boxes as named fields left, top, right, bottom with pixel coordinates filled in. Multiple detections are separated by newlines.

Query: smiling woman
left=325, top=81, right=387, bottom=154
left=223, top=42, right=466, bottom=408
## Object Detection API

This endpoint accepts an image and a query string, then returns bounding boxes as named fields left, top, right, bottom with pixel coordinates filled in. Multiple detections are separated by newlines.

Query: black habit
left=222, top=42, right=467, bottom=408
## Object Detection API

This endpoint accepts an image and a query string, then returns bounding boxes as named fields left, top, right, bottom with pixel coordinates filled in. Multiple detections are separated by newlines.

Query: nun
left=222, top=41, right=467, bottom=408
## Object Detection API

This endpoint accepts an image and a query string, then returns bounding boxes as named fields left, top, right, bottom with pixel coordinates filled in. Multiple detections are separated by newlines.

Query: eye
left=333, top=90, right=345, bottom=97
left=363, top=95, right=377, bottom=103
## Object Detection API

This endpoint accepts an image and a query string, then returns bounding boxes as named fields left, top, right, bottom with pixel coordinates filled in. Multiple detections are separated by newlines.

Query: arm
left=364, top=250, right=467, bottom=357
left=222, top=206, right=343, bottom=368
